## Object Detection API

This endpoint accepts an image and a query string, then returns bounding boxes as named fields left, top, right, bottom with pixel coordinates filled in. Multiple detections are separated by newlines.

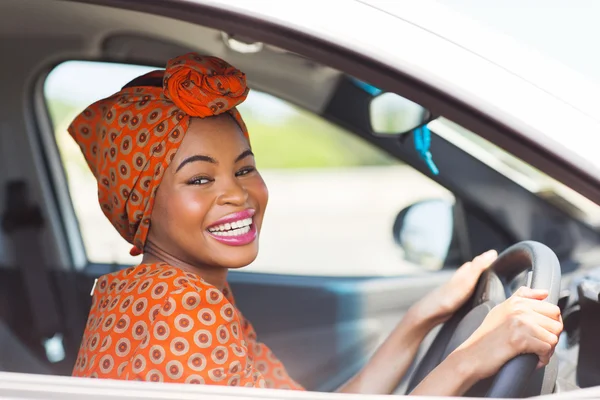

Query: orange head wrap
left=68, top=53, right=249, bottom=255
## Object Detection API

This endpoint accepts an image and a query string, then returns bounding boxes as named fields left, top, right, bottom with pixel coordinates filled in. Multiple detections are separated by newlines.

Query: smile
left=208, top=217, right=252, bottom=236
left=206, top=209, right=257, bottom=246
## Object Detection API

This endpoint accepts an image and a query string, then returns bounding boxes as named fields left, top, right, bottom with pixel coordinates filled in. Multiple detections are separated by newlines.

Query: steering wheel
left=406, top=241, right=562, bottom=398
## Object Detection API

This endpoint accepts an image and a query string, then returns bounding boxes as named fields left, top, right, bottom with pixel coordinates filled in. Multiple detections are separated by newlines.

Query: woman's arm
left=335, top=304, right=438, bottom=394
left=336, top=250, right=498, bottom=394
left=407, top=347, right=478, bottom=396
left=338, top=285, right=562, bottom=396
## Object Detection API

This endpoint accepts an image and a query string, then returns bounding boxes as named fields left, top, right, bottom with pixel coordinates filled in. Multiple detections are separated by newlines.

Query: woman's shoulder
left=96, top=262, right=215, bottom=294
left=92, top=261, right=236, bottom=326
left=92, top=262, right=232, bottom=318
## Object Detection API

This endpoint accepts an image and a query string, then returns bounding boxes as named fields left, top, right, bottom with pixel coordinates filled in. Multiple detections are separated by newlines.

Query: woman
left=70, top=53, right=562, bottom=395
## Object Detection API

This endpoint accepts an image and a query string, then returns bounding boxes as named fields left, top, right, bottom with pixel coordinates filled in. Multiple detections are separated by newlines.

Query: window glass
left=44, top=61, right=453, bottom=276
left=431, top=118, right=600, bottom=228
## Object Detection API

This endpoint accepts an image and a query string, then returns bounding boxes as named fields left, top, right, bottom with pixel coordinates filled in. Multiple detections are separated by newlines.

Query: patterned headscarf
left=68, top=53, right=249, bottom=255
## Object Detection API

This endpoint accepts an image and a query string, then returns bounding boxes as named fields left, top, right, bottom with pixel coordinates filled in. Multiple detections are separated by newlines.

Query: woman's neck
left=141, top=241, right=228, bottom=291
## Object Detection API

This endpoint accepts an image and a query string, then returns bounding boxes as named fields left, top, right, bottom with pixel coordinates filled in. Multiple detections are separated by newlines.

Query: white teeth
left=208, top=217, right=253, bottom=234
left=210, top=226, right=251, bottom=237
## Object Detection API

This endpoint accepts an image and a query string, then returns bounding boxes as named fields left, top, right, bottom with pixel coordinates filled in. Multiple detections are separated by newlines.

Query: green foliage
left=47, top=98, right=397, bottom=173
left=245, top=106, right=396, bottom=169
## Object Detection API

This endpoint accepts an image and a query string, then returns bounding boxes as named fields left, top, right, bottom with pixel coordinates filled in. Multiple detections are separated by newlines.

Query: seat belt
left=1, top=180, right=64, bottom=363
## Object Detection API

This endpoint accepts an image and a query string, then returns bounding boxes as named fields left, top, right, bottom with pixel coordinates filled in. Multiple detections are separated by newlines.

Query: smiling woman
left=142, top=114, right=269, bottom=276
left=69, top=53, right=303, bottom=388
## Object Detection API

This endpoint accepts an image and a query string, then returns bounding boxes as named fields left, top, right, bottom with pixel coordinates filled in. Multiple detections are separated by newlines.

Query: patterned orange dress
left=73, top=262, right=303, bottom=390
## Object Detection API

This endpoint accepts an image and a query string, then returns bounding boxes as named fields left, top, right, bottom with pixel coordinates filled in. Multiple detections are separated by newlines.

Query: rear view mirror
left=369, top=92, right=432, bottom=136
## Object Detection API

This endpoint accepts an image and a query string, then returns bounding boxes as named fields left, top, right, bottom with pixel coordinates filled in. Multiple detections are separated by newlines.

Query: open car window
left=44, top=60, right=454, bottom=276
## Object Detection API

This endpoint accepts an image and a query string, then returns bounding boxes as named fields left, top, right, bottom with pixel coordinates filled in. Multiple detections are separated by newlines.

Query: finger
left=526, top=323, right=559, bottom=357
left=518, top=298, right=562, bottom=321
left=472, top=250, right=498, bottom=270
left=521, top=335, right=553, bottom=367
left=525, top=311, right=564, bottom=336
left=530, top=321, right=559, bottom=346
left=513, top=286, right=549, bottom=301
left=537, top=346, right=556, bottom=369
left=457, top=261, right=472, bottom=272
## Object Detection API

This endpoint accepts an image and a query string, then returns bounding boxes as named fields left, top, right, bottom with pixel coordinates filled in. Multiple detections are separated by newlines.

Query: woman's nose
left=216, top=177, right=248, bottom=206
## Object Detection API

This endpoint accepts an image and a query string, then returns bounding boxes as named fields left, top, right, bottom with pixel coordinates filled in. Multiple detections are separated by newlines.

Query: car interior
left=2, top=0, right=600, bottom=397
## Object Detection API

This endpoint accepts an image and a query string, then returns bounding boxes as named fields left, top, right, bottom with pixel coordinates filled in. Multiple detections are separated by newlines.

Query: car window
left=430, top=117, right=600, bottom=228
left=44, top=60, right=454, bottom=276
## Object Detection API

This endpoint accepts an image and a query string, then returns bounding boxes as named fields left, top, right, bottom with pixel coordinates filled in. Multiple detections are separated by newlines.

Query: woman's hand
left=337, top=252, right=496, bottom=395
left=412, top=250, right=498, bottom=326
left=454, top=286, right=563, bottom=380
left=410, top=286, right=563, bottom=397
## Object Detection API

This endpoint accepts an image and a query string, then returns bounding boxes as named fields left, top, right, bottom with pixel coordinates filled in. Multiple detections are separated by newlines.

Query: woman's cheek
left=174, top=189, right=212, bottom=222
left=255, top=173, right=269, bottom=202
left=248, top=177, right=269, bottom=228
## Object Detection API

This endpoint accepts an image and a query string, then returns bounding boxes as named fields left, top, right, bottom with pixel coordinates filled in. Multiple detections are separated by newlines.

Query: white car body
left=2, top=0, right=600, bottom=399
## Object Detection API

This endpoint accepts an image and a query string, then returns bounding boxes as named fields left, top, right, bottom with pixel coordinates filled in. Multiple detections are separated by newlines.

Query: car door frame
left=13, top=0, right=600, bottom=392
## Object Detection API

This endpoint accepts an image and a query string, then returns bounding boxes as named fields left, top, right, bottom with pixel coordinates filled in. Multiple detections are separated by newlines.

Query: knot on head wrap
left=68, top=53, right=249, bottom=256
left=164, top=54, right=249, bottom=117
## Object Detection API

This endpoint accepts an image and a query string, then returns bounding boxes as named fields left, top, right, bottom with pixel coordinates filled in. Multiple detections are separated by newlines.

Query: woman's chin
left=208, top=241, right=260, bottom=269
left=203, top=227, right=260, bottom=269
left=217, top=250, right=259, bottom=269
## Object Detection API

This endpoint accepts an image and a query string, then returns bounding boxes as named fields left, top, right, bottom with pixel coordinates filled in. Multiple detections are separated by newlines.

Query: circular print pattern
left=71, top=262, right=303, bottom=390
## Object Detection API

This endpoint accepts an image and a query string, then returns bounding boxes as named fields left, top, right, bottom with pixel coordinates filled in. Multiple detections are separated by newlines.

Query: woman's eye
left=188, top=176, right=212, bottom=185
left=236, top=167, right=255, bottom=177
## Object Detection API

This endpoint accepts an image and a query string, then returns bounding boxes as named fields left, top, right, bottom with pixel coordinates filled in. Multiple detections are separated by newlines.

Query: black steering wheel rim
left=406, top=241, right=561, bottom=398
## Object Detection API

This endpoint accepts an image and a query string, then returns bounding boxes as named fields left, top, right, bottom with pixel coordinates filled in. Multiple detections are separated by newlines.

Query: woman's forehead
left=178, top=115, right=249, bottom=158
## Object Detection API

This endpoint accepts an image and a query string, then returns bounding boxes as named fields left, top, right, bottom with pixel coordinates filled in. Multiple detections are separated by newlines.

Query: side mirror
left=369, top=92, right=433, bottom=136
left=393, top=199, right=455, bottom=270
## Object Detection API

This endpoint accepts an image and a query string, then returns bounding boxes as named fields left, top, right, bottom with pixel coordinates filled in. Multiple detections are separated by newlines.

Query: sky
left=435, top=0, right=600, bottom=85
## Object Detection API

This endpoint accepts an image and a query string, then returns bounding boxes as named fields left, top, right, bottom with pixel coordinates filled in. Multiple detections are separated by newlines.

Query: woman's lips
left=207, top=209, right=255, bottom=229
left=206, top=209, right=257, bottom=246
left=207, top=223, right=257, bottom=246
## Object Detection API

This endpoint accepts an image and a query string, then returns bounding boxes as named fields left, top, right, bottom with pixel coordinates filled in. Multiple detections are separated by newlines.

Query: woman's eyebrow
left=176, top=155, right=217, bottom=173
left=235, top=149, right=254, bottom=163
left=175, top=150, right=253, bottom=173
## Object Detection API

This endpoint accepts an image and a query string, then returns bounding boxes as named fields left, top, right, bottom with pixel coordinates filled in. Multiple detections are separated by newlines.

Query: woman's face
left=147, top=114, right=268, bottom=269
